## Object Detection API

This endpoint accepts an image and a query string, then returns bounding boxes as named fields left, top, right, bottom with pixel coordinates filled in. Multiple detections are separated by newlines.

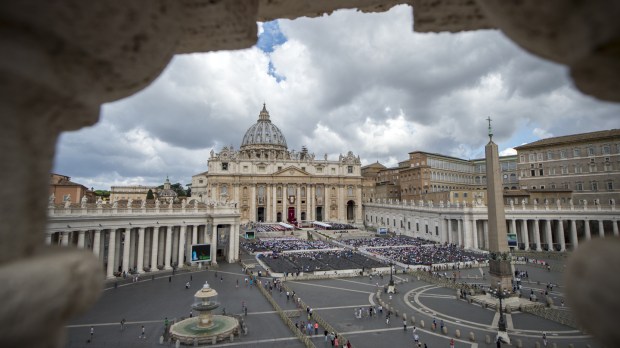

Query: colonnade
left=365, top=203, right=619, bottom=252
left=47, top=223, right=241, bottom=278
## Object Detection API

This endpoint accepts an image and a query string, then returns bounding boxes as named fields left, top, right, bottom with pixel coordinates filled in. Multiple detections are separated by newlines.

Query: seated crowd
left=241, top=238, right=333, bottom=253
left=341, top=236, right=432, bottom=248
left=369, top=243, right=487, bottom=266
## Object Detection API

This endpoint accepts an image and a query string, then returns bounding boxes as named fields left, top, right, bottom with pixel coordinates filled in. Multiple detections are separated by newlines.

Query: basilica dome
left=240, top=104, right=287, bottom=149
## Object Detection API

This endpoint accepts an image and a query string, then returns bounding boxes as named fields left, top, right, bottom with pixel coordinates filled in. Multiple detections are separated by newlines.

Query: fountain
left=170, top=281, right=241, bottom=344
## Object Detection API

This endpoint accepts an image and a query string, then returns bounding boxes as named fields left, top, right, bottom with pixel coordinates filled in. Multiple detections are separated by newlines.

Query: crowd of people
left=369, top=243, right=487, bottom=266
left=341, top=236, right=433, bottom=248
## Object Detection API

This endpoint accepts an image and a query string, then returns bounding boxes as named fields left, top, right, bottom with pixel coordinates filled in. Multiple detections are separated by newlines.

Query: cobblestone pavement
left=65, top=254, right=598, bottom=348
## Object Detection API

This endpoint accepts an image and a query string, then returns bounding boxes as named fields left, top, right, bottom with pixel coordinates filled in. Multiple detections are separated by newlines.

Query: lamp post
left=387, top=261, right=395, bottom=294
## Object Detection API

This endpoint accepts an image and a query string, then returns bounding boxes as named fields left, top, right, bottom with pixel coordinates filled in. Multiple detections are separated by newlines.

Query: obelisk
left=485, top=117, right=513, bottom=290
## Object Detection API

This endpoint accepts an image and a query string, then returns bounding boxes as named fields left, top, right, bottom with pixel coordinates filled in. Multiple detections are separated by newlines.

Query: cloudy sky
left=53, top=5, right=620, bottom=190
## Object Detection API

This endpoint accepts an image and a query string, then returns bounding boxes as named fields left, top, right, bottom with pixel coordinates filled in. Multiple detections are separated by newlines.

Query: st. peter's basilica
left=192, top=105, right=363, bottom=225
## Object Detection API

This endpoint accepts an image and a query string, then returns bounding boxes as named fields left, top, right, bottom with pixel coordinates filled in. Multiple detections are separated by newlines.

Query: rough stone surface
left=1, top=1, right=619, bottom=347
left=0, top=248, right=102, bottom=347
left=566, top=238, right=620, bottom=348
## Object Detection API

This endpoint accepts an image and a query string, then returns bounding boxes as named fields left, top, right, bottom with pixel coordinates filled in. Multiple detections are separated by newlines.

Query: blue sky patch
left=257, top=21, right=288, bottom=82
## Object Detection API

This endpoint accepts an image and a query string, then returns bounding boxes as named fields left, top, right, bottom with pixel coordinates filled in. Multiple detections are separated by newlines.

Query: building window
left=199, top=179, right=203, bottom=184
left=317, top=167, right=323, bottom=173
left=301, top=167, right=306, bottom=172
left=347, top=166, right=353, bottom=174
left=277, top=166, right=282, bottom=171
left=221, top=162, right=228, bottom=171
left=519, top=155, right=525, bottom=163
left=574, top=165, right=581, bottom=174
left=560, top=150, right=567, bottom=159
left=576, top=183, right=583, bottom=191
left=546, top=151, right=553, bottom=160
left=416, top=223, right=419, bottom=231
left=602, top=145, right=611, bottom=155
left=607, top=181, right=614, bottom=190
left=331, top=168, right=336, bottom=174
left=243, top=166, right=248, bottom=172
left=537, top=153, right=543, bottom=161
left=573, top=148, right=580, bottom=157
left=588, top=147, right=595, bottom=156
left=408, top=222, right=411, bottom=230
left=258, top=166, right=265, bottom=173
left=529, top=154, right=536, bottom=162
left=589, top=164, right=597, bottom=172
left=591, top=182, right=598, bottom=191
left=348, top=186, right=353, bottom=196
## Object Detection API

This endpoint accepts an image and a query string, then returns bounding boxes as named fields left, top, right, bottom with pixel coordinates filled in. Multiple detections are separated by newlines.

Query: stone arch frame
left=2, top=2, right=618, bottom=347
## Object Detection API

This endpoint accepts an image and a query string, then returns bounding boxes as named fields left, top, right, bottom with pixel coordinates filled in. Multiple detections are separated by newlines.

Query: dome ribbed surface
left=240, top=105, right=287, bottom=148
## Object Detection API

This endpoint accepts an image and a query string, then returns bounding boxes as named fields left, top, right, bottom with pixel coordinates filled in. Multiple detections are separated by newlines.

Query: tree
left=186, top=186, right=191, bottom=197
left=146, top=189, right=154, bottom=200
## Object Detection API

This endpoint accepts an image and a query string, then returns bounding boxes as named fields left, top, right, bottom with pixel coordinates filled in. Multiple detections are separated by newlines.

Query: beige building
left=514, top=129, right=620, bottom=205
left=398, top=151, right=518, bottom=203
left=49, top=173, right=93, bottom=204
left=192, top=105, right=363, bottom=224
left=110, top=185, right=154, bottom=202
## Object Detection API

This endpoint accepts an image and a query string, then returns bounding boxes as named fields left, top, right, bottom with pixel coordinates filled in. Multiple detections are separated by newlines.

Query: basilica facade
left=192, top=105, right=363, bottom=225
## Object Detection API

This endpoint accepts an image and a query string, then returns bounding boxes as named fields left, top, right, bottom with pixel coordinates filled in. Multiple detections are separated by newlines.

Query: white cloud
left=500, top=148, right=517, bottom=156
left=53, top=5, right=620, bottom=189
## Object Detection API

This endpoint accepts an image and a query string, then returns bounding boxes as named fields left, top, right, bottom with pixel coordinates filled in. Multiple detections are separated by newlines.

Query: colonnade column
left=93, top=230, right=101, bottom=258
left=570, top=220, right=578, bottom=250
left=122, top=228, right=131, bottom=273
left=521, top=220, right=530, bottom=251
left=106, top=230, right=116, bottom=278
left=544, top=220, right=553, bottom=251
left=444, top=219, right=451, bottom=244
left=192, top=226, right=198, bottom=245
left=77, top=231, right=85, bottom=248
left=210, top=224, right=217, bottom=265
left=338, top=185, right=345, bottom=221
left=150, top=227, right=159, bottom=270
left=164, top=226, right=172, bottom=270
left=265, top=184, right=271, bottom=223
left=510, top=219, right=517, bottom=238
left=533, top=220, right=542, bottom=251
left=584, top=220, right=591, bottom=240
left=483, top=220, right=489, bottom=250
left=178, top=225, right=186, bottom=267
left=598, top=220, right=605, bottom=238
left=613, top=220, right=619, bottom=237
left=137, top=227, right=145, bottom=273
left=471, top=218, right=478, bottom=249
left=306, top=185, right=310, bottom=221
left=557, top=220, right=566, bottom=251
left=61, top=232, right=69, bottom=246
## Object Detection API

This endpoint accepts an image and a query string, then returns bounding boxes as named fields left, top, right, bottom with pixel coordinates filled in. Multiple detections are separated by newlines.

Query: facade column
left=178, top=225, right=187, bottom=267
left=137, top=227, right=145, bottom=273
left=297, top=185, right=302, bottom=221
left=192, top=225, right=198, bottom=245
left=265, top=184, right=271, bottom=223
left=510, top=219, right=517, bottom=237
left=533, top=219, right=542, bottom=251
left=106, top=230, right=116, bottom=278
left=122, top=228, right=131, bottom=273
left=210, top=223, right=217, bottom=265
left=164, top=226, right=172, bottom=270
left=114, top=229, right=122, bottom=273
left=570, top=220, right=578, bottom=250
left=557, top=220, right=566, bottom=251
left=305, top=185, right=310, bottom=222
left=598, top=220, right=605, bottom=238
left=613, top=220, right=619, bottom=237
left=272, top=185, right=277, bottom=222
left=93, top=230, right=101, bottom=258
left=250, top=185, right=256, bottom=222
left=339, top=185, right=345, bottom=221
left=444, top=219, right=450, bottom=244
left=77, top=230, right=85, bottom=248
left=521, top=219, right=530, bottom=251
left=544, top=220, right=553, bottom=251
left=282, top=185, right=288, bottom=222
left=457, top=219, right=463, bottom=247
left=584, top=220, right=592, bottom=240
left=356, top=185, right=363, bottom=224
left=150, top=227, right=159, bottom=270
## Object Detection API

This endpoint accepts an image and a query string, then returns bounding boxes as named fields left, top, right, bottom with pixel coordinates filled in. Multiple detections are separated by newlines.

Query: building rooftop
left=514, top=129, right=620, bottom=150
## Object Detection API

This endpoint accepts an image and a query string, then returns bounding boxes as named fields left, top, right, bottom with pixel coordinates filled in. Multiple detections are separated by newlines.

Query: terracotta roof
left=514, top=129, right=620, bottom=150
